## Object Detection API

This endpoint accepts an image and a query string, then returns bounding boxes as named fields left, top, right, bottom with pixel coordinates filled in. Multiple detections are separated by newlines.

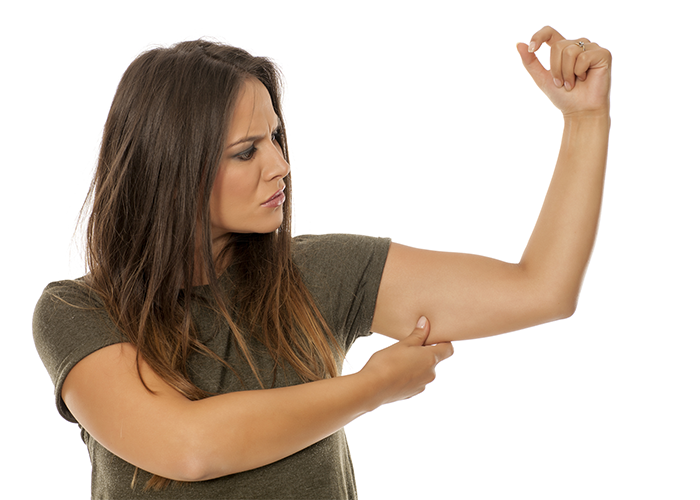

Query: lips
left=261, top=187, right=286, bottom=208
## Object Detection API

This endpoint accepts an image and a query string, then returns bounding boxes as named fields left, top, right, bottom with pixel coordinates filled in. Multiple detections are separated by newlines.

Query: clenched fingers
left=527, top=26, right=608, bottom=92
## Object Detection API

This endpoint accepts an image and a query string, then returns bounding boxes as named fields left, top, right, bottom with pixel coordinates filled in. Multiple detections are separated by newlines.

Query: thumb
left=516, top=42, right=549, bottom=90
left=403, top=316, right=430, bottom=346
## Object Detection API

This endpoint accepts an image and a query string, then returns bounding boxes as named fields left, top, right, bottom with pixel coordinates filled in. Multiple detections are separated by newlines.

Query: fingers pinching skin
left=408, top=316, right=454, bottom=361
left=409, top=317, right=454, bottom=390
left=405, top=315, right=430, bottom=346
left=361, top=316, right=454, bottom=405
left=430, top=341, right=455, bottom=364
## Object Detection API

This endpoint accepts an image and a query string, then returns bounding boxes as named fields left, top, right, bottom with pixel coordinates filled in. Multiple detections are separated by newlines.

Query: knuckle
left=575, top=54, right=588, bottom=68
left=564, top=44, right=579, bottom=56
left=535, top=25, right=551, bottom=36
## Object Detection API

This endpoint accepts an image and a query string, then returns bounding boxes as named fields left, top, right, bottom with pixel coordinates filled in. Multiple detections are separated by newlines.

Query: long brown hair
left=82, top=40, right=339, bottom=489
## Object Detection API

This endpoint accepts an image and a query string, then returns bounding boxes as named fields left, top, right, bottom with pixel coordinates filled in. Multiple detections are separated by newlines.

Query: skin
left=62, top=26, right=612, bottom=482
left=374, top=28, right=611, bottom=343
left=210, top=79, right=290, bottom=242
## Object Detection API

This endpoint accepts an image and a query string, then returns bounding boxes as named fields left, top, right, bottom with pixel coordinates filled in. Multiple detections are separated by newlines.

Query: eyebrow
left=225, top=117, right=282, bottom=150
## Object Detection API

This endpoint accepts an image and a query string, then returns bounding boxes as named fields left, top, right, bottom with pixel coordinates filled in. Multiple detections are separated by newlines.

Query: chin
left=218, top=211, right=285, bottom=235
left=245, top=215, right=285, bottom=234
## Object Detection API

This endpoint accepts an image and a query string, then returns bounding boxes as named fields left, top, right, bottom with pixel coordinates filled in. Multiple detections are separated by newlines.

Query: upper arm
left=62, top=343, right=198, bottom=481
left=371, top=243, right=573, bottom=343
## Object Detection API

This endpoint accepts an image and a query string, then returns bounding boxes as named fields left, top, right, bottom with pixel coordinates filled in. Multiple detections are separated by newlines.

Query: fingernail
left=528, top=41, right=536, bottom=53
left=553, top=78, right=562, bottom=88
left=416, top=316, right=427, bottom=329
left=564, top=81, right=572, bottom=91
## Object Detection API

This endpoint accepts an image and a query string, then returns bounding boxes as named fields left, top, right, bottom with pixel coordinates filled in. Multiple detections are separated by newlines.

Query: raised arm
left=62, top=317, right=452, bottom=482
left=372, top=27, right=612, bottom=343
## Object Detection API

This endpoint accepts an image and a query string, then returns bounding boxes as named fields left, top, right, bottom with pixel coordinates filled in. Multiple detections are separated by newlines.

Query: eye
left=271, top=129, right=280, bottom=144
left=235, top=145, right=257, bottom=161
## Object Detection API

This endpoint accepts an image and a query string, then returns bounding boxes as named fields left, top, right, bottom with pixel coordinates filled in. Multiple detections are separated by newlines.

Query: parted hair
left=82, top=39, right=339, bottom=490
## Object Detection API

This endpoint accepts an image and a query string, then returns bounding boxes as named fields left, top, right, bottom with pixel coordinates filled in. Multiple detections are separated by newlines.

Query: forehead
left=228, top=78, right=277, bottom=136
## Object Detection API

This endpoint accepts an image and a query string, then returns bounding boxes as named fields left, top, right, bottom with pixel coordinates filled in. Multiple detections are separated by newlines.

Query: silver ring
left=577, top=41, right=585, bottom=52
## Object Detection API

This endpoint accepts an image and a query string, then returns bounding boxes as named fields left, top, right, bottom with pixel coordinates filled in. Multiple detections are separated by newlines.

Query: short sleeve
left=32, top=280, right=125, bottom=423
left=292, top=234, right=391, bottom=351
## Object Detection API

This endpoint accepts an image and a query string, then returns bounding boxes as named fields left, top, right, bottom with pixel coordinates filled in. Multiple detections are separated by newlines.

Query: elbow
left=545, top=289, right=578, bottom=321
left=555, top=299, right=577, bottom=320
left=527, top=277, right=578, bottom=323
left=151, top=442, right=211, bottom=483
left=519, top=264, right=581, bottom=324
left=157, top=427, right=231, bottom=482
left=170, top=441, right=234, bottom=483
left=167, top=424, right=249, bottom=482
left=171, top=454, right=211, bottom=483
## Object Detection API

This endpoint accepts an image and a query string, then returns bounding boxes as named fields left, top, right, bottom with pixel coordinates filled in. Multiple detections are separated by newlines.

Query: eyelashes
left=236, top=145, right=257, bottom=161
left=234, top=127, right=282, bottom=162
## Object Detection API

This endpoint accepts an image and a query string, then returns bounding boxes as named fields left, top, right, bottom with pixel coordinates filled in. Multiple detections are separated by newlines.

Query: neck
left=192, top=235, right=232, bottom=286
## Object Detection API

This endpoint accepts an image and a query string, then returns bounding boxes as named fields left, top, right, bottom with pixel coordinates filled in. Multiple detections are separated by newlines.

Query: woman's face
left=210, top=78, right=290, bottom=242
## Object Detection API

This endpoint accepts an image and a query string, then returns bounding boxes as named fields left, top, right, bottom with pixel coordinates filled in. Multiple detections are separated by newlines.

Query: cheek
left=211, top=168, right=257, bottom=216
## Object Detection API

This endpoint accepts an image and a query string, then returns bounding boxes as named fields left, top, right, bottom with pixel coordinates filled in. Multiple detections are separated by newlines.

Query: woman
left=33, top=26, right=611, bottom=499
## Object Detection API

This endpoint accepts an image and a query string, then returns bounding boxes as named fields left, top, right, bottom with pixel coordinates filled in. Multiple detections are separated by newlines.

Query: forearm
left=519, top=112, right=610, bottom=313
left=372, top=115, right=610, bottom=342
left=64, top=343, right=380, bottom=483
left=372, top=29, right=612, bottom=343
left=66, top=323, right=445, bottom=484
left=178, top=320, right=448, bottom=481
left=184, top=372, right=378, bottom=481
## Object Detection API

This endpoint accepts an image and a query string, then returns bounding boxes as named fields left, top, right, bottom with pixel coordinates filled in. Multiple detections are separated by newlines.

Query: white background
left=2, top=1, right=698, bottom=499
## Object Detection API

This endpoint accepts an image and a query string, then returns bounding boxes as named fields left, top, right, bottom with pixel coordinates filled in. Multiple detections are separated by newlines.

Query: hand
left=517, top=26, right=612, bottom=118
left=360, top=316, right=454, bottom=406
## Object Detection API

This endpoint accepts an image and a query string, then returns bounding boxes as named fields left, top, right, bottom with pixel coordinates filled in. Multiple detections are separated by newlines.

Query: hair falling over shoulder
left=81, top=40, right=339, bottom=490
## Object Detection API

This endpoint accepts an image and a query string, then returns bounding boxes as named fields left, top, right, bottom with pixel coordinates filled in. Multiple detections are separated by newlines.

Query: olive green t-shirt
left=33, top=234, right=391, bottom=499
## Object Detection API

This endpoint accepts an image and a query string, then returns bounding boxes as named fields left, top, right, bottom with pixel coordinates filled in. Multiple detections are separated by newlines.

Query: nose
left=263, top=141, right=290, bottom=181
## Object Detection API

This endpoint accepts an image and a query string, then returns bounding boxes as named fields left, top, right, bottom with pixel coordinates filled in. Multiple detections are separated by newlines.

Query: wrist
left=350, top=369, right=385, bottom=413
left=563, top=108, right=611, bottom=125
